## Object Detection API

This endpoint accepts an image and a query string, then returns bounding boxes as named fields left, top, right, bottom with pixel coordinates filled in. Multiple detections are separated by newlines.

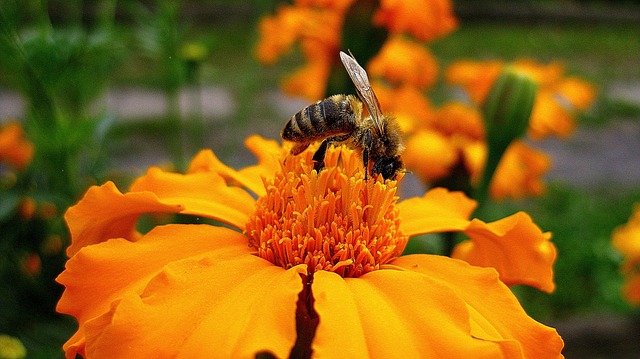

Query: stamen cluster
left=245, top=147, right=407, bottom=278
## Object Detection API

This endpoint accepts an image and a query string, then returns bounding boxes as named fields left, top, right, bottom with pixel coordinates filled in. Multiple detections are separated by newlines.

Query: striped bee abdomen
left=281, top=94, right=360, bottom=142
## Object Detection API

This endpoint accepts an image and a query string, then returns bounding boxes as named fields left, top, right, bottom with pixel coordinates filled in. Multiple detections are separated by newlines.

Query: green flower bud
left=482, top=67, right=538, bottom=154
left=474, top=67, right=538, bottom=215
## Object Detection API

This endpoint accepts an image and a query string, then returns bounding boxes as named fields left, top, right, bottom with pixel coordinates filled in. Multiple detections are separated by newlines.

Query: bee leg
left=362, top=129, right=372, bottom=180
left=312, top=134, right=351, bottom=173
left=312, top=140, right=329, bottom=173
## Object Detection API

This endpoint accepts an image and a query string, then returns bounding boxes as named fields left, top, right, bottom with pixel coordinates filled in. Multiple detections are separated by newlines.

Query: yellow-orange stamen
left=245, top=146, right=408, bottom=278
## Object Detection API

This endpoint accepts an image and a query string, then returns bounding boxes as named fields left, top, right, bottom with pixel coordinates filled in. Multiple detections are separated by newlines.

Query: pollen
left=245, top=145, right=408, bottom=278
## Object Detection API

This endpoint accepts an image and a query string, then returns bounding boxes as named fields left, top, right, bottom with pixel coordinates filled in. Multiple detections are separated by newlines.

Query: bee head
left=372, top=156, right=403, bottom=180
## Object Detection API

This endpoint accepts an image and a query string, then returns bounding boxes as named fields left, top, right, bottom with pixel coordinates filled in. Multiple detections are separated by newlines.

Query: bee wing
left=339, top=51, right=385, bottom=136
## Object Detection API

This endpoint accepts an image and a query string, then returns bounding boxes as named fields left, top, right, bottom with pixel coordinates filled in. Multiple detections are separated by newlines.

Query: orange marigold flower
left=445, top=60, right=504, bottom=103
left=281, top=39, right=335, bottom=100
left=255, top=6, right=308, bottom=64
left=373, top=0, right=458, bottom=41
left=445, top=59, right=597, bottom=140
left=528, top=77, right=597, bottom=140
left=373, top=83, right=434, bottom=131
left=431, top=102, right=485, bottom=140
left=401, top=102, right=484, bottom=184
left=256, top=3, right=345, bottom=100
left=528, top=90, right=576, bottom=139
left=57, top=136, right=562, bottom=358
left=511, top=59, right=565, bottom=87
left=612, top=205, right=640, bottom=305
left=403, top=129, right=458, bottom=181
left=0, top=121, right=34, bottom=171
left=400, top=101, right=551, bottom=200
left=368, top=37, right=439, bottom=89
left=459, top=140, right=551, bottom=201
left=555, top=77, right=597, bottom=112
left=488, top=141, right=552, bottom=200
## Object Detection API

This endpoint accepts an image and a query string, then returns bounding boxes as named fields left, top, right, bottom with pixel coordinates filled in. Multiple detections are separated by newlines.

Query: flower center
left=245, top=145, right=408, bottom=278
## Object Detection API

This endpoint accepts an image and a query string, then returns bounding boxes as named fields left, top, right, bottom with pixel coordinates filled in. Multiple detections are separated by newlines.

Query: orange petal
left=187, top=149, right=264, bottom=195
left=453, top=212, right=557, bottom=293
left=432, top=102, right=485, bottom=140
left=398, top=187, right=476, bottom=237
left=368, top=36, right=439, bottom=89
left=612, top=204, right=640, bottom=265
left=445, top=60, right=503, bottom=104
left=375, top=84, right=435, bottom=130
left=236, top=135, right=287, bottom=193
left=512, top=59, right=564, bottom=86
left=490, top=141, right=552, bottom=200
left=57, top=224, right=254, bottom=359
left=373, top=0, right=458, bottom=41
left=312, top=266, right=522, bottom=358
left=556, top=77, right=597, bottom=111
left=64, top=182, right=183, bottom=256
left=82, top=255, right=305, bottom=358
left=254, top=6, right=308, bottom=64
left=282, top=58, right=331, bottom=101
left=390, top=255, right=564, bottom=358
left=130, top=167, right=255, bottom=230
left=529, top=90, right=575, bottom=139
left=187, top=136, right=284, bottom=197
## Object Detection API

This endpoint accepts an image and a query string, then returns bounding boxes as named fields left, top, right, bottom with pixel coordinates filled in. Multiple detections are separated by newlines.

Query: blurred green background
left=1, top=0, right=640, bottom=357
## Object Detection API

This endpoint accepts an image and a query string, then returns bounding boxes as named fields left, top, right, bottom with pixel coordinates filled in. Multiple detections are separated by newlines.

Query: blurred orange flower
left=445, top=59, right=596, bottom=139
left=402, top=103, right=481, bottom=183
left=373, top=0, right=458, bottom=41
left=57, top=136, right=562, bottom=358
left=368, top=36, right=439, bottom=89
left=256, top=3, right=349, bottom=100
left=0, top=121, right=34, bottom=171
left=612, top=205, right=640, bottom=305
left=401, top=101, right=550, bottom=200
left=256, top=0, right=457, bottom=100
left=403, top=129, right=458, bottom=181
left=373, top=83, right=434, bottom=131
left=281, top=39, right=335, bottom=100
left=481, top=141, right=552, bottom=200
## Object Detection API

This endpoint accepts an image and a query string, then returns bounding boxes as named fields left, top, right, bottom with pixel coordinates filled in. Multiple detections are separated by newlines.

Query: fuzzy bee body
left=282, top=94, right=362, bottom=155
left=280, top=52, right=404, bottom=180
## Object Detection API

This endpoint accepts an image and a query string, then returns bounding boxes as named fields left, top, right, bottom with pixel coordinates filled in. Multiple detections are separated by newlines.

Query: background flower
left=0, top=121, right=34, bottom=171
left=445, top=59, right=597, bottom=140
left=612, top=204, right=640, bottom=305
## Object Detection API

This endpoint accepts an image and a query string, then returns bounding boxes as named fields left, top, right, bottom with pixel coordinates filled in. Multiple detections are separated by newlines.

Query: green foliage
left=0, top=0, right=124, bottom=340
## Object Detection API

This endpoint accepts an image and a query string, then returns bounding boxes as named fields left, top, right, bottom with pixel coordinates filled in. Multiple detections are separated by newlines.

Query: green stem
left=167, top=87, right=186, bottom=170
left=473, top=144, right=507, bottom=218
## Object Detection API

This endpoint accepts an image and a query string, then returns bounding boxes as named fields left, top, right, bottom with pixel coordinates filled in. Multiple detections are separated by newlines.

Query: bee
left=281, top=51, right=404, bottom=180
